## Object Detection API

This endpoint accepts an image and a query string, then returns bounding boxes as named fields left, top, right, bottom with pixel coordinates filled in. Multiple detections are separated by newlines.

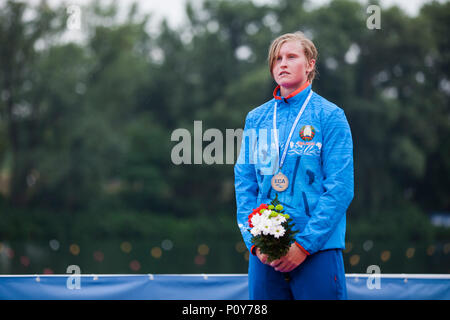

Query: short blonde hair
left=268, top=31, right=318, bottom=82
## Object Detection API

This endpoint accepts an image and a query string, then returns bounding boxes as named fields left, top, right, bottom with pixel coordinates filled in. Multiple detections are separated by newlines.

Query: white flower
left=271, top=215, right=286, bottom=225
left=250, top=226, right=262, bottom=236
left=262, top=210, right=271, bottom=219
left=251, top=214, right=263, bottom=228
left=272, top=226, right=286, bottom=238
left=260, top=218, right=274, bottom=235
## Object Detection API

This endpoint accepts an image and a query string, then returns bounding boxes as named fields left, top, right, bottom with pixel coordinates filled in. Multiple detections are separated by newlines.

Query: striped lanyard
left=273, top=90, right=313, bottom=171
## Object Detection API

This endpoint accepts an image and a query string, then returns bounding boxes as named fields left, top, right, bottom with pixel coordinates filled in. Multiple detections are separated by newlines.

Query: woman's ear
left=307, top=59, right=316, bottom=73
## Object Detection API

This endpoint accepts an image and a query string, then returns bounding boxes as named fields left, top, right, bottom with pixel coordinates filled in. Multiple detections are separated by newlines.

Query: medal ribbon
left=273, top=90, right=313, bottom=171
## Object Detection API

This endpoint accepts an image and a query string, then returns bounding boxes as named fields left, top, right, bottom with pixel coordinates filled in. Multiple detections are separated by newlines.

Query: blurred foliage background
left=0, top=0, right=449, bottom=275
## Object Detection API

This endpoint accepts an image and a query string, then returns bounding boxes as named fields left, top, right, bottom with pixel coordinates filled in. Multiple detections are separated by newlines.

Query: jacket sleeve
left=234, top=114, right=259, bottom=253
left=295, top=108, right=354, bottom=255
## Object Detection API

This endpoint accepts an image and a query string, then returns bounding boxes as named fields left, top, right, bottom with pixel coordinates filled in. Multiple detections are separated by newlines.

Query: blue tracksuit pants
left=248, top=249, right=347, bottom=300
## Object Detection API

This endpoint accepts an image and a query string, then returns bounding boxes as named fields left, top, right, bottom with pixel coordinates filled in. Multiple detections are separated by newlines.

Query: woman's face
left=272, top=40, right=315, bottom=94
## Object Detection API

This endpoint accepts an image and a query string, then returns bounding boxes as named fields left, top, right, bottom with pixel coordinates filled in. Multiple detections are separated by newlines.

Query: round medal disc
left=271, top=172, right=289, bottom=192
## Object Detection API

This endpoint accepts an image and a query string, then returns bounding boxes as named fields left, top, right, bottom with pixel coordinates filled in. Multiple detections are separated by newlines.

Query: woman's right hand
left=256, top=247, right=269, bottom=264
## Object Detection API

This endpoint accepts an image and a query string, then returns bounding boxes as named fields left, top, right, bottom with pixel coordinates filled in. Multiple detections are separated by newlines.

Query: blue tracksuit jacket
left=234, top=83, right=354, bottom=256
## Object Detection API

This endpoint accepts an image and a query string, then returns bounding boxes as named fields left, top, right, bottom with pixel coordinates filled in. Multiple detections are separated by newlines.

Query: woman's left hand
left=270, top=243, right=307, bottom=272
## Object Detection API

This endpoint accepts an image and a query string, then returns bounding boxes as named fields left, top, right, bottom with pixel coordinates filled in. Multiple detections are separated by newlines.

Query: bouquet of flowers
left=248, top=194, right=298, bottom=263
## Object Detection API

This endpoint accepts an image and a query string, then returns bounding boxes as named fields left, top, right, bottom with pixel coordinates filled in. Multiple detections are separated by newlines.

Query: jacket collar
left=273, top=81, right=311, bottom=106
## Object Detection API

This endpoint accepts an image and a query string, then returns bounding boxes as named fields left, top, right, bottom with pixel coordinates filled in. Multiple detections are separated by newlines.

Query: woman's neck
left=279, top=80, right=309, bottom=98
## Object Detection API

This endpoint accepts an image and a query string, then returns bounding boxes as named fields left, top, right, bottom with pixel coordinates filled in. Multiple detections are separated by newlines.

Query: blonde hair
left=268, top=31, right=318, bottom=82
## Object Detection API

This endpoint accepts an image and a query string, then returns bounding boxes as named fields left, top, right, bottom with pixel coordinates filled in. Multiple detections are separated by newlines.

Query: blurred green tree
left=0, top=0, right=448, bottom=274
left=0, top=0, right=65, bottom=207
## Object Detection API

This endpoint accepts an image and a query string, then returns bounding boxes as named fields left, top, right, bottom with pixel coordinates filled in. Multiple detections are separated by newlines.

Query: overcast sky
left=116, top=0, right=443, bottom=26
left=30, top=0, right=443, bottom=28
left=139, top=0, right=442, bottom=26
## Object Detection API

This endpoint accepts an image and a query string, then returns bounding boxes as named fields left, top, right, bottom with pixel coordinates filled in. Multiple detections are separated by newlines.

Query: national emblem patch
left=300, top=125, right=315, bottom=141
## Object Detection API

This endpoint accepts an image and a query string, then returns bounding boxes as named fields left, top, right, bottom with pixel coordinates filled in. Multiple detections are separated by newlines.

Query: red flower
left=248, top=203, right=268, bottom=228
